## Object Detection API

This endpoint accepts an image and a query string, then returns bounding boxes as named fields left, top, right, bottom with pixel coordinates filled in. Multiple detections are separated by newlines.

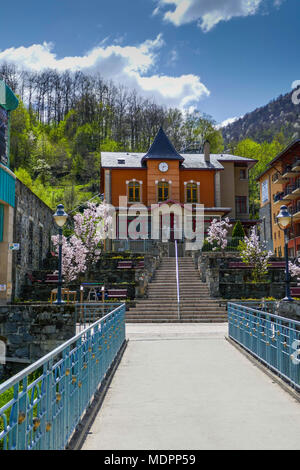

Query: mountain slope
left=222, top=89, right=300, bottom=144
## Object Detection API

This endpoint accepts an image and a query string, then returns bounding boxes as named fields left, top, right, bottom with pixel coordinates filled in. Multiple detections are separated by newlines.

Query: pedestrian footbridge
left=1, top=303, right=300, bottom=450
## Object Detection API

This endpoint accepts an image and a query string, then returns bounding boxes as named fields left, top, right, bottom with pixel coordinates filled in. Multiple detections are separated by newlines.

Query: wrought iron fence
left=228, top=302, right=300, bottom=391
left=0, top=303, right=126, bottom=450
left=112, top=239, right=159, bottom=254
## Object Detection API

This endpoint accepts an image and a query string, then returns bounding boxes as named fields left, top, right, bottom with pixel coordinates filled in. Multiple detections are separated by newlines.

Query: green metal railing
left=228, top=302, right=300, bottom=391
left=0, top=303, right=126, bottom=450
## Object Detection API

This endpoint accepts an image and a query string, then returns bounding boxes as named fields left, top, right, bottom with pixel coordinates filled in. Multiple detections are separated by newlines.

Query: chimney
left=204, top=140, right=210, bottom=164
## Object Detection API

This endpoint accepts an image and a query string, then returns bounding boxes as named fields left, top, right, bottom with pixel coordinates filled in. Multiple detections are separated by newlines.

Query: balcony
left=283, top=184, right=297, bottom=201
left=292, top=179, right=300, bottom=196
left=292, top=159, right=300, bottom=172
left=273, top=192, right=285, bottom=206
left=282, top=165, right=298, bottom=178
left=290, top=204, right=300, bottom=221
left=272, top=172, right=289, bottom=184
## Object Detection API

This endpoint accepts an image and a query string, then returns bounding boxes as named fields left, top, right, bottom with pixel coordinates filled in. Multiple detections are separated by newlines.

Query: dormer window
left=118, top=159, right=125, bottom=165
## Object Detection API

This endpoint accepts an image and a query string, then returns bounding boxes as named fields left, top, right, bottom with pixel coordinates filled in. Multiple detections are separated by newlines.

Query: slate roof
left=101, top=126, right=257, bottom=170
left=101, top=152, right=256, bottom=170
left=141, top=127, right=184, bottom=163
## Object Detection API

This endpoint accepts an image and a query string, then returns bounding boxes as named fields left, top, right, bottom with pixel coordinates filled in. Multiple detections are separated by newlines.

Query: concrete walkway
left=82, top=324, right=300, bottom=450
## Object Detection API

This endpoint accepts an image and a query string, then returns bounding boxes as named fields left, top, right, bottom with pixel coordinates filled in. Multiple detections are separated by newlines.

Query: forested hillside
left=1, top=63, right=223, bottom=211
left=222, top=89, right=300, bottom=144
left=1, top=63, right=295, bottom=216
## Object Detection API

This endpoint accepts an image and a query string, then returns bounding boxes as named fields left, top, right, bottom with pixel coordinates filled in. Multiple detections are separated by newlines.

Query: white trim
left=127, top=179, right=142, bottom=203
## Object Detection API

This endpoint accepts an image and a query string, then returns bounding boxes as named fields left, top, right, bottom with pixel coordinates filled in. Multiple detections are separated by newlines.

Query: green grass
left=0, top=368, right=43, bottom=449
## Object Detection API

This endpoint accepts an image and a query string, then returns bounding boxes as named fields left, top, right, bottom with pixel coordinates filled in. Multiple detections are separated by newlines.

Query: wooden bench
left=27, top=273, right=43, bottom=284
left=269, top=262, right=286, bottom=268
left=291, top=287, right=300, bottom=297
left=135, top=260, right=144, bottom=269
left=45, top=273, right=59, bottom=283
left=228, top=262, right=286, bottom=269
left=107, top=289, right=127, bottom=299
left=228, top=262, right=252, bottom=269
left=117, top=261, right=133, bottom=269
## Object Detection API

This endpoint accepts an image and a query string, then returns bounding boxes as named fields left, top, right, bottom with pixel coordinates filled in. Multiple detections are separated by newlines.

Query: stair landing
left=126, top=257, right=227, bottom=323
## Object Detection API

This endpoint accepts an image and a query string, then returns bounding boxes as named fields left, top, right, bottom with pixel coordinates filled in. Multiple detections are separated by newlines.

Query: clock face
left=159, top=162, right=169, bottom=173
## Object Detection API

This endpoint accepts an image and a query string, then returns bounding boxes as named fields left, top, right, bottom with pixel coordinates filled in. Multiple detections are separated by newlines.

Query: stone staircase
left=126, top=257, right=227, bottom=323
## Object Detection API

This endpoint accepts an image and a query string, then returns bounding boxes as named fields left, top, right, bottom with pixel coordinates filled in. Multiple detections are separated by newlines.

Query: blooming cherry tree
left=52, top=202, right=112, bottom=283
left=73, top=202, right=112, bottom=266
left=52, top=234, right=87, bottom=283
left=207, top=217, right=232, bottom=251
left=238, top=227, right=273, bottom=283
left=289, top=260, right=300, bottom=285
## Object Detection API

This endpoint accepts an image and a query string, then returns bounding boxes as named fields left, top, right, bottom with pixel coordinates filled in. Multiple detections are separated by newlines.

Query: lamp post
left=277, top=205, right=293, bottom=302
left=53, top=204, right=68, bottom=305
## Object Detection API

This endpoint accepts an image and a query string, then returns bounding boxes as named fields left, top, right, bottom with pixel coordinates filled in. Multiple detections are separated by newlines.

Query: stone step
left=129, top=310, right=226, bottom=315
left=126, top=316, right=228, bottom=320
left=127, top=309, right=226, bottom=315
left=135, top=300, right=222, bottom=305
left=127, top=314, right=227, bottom=318
left=126, top=319, right=228, bottom=323
left=149, top=282, right=207, bottom=285
left=151, top=282, right=204, bottom=285
left=130, top=303, right=224, bottom=309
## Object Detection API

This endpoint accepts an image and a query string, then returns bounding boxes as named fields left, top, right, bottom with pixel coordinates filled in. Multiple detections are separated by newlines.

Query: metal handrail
left=175, top=240, right=181, bottom=321
left=228, top=302, right=300, bottom=391
left=0, top=303, right=126, bottom=450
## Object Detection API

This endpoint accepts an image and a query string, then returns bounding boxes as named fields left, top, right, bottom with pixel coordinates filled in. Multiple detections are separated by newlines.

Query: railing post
left=175, top=240, right=180, bottom=321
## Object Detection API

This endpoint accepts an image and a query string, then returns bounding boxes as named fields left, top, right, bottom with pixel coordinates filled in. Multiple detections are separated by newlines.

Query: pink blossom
left=207, top=218, right=232, bottom=251
left=51, top=234, right=87, bottom=283
left=239, top=227, right=273, bottom=282
left=52, top=202, right=112, bottom=283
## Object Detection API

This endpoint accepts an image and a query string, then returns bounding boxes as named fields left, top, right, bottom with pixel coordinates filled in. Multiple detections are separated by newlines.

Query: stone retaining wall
left=194, top=252, right=287, bottom=299
left=0, top=304, right=75, bottom=380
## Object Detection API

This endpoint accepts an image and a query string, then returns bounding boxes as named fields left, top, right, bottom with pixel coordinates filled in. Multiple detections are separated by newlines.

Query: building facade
left=0, top=81, right=18, bottom=303
left=12, top=180, right=56, bottom=300
left=258, top=139, right=300, bottom=258
left=100, top=127, right=257, bottom=242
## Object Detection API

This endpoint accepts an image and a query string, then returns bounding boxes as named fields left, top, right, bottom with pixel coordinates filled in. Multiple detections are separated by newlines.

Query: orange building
left=258, top=139, right=300, bottom=258
left=100, top=127, right=257, bottom=243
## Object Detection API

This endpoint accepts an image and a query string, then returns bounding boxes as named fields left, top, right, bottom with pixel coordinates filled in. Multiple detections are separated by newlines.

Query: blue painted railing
left=0, top=303, right=126, bottom=450
left=228, top=302, right=300, bottom=391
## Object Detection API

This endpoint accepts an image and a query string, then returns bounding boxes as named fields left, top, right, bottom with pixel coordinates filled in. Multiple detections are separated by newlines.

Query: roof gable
left=141, top=127, right=184, bottom=164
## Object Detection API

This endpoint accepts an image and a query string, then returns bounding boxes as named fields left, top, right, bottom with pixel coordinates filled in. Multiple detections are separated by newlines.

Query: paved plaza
left=82, top=323, right=300, bottom=450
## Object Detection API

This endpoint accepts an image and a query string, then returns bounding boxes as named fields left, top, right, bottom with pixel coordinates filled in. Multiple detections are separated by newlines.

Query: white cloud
left=216, top=116, right=242, bottom=129
left=155, top=0, right=281, bottom=32
left=0, top=36, right=209, bottom=109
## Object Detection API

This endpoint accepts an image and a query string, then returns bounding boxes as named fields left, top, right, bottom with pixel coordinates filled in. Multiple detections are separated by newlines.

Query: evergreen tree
left=232, top=220, right=245, bottom=239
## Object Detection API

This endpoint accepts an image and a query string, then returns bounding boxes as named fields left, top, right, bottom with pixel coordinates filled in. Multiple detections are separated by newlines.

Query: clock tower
left=141, top=127, right=184, bottom=205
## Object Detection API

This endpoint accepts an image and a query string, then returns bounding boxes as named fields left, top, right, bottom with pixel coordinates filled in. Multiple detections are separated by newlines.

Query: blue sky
left=0, top=0, right=299, bottom=125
